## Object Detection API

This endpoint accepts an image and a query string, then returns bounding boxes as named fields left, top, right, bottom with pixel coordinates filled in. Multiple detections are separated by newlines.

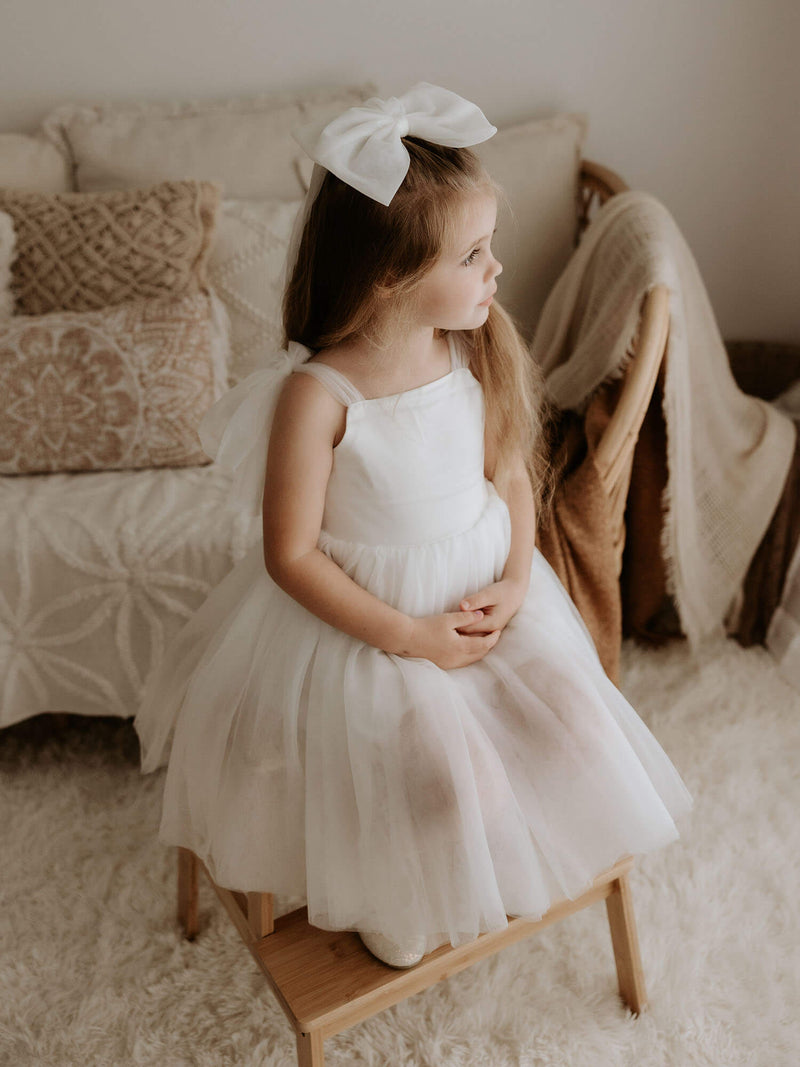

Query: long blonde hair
left=283, top=137, right=550, bottom=504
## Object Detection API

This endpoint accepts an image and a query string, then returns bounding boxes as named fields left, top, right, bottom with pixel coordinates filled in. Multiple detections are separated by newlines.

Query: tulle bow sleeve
left=198, top=341, right=314, bottom=517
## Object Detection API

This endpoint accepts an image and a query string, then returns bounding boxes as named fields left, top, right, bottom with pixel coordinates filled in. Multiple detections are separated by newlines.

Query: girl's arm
left=458, top=432, right=536, bottom=633
left=262, top=372, right=500, bottom=668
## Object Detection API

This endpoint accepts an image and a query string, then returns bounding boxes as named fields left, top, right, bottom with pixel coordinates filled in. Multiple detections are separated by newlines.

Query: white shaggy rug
left=1, top=637, right=798, bottom=1067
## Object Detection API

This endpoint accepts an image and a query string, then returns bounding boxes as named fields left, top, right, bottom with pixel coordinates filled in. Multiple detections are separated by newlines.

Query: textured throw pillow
left=0, top=211, right=14, bottom=318
left=0, top=133, right=72, bottom=192
left=0, top=180, right=220, bottom=316
left=208, top=198, right=302, bottom=385
left=0, top=291, right=228, bottom=474
left=41, top=84, right=377, bottom=198
left=473, top=113, right=588, bottom=342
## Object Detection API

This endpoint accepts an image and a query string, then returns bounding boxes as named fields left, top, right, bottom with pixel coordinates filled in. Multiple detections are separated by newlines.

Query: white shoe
left=359, top=930, right=427, bottom=968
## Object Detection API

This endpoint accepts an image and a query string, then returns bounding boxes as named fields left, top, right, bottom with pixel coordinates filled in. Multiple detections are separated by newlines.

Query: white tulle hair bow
left=292, top=81, right=497, bottom=207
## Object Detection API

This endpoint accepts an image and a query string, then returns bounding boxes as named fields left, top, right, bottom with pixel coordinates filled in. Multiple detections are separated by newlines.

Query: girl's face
left=412, top=190, right=502, bottom=331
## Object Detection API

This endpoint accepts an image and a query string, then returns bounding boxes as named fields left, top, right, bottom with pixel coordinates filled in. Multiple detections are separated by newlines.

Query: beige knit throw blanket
left=533, top=190, right=796, bottom=647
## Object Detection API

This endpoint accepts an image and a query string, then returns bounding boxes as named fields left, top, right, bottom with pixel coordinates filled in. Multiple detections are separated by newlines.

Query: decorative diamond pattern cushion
left=0, top=291, right=228, bottom=474
left=0, top=180, right=219, bottom=315
left=208, top=198, right=303, bottom=385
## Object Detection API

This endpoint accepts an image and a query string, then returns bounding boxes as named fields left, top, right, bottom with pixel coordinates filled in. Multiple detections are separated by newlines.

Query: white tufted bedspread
left=0, top=462, right=260, bottom=727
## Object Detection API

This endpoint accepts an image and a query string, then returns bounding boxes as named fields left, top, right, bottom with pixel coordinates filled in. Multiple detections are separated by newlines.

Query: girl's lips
left=478, top=292, right=496, bottom=306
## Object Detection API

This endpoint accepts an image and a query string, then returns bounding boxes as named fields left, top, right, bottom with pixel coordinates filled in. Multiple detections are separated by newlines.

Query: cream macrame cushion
left=0, top=211, right=14, bottom=317
left=41, top=85, right=378, bottom=197
left=0, top=132, right=73, bottom=192
left=0, top=180, right=220, bottom=316
left=208, top=198, right=303, bottom=385
left=0, top=291, right=228, bottom=475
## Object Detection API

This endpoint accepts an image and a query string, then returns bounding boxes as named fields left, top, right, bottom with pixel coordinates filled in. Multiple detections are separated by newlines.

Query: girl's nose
left=487, top=255, right=502, bottom=280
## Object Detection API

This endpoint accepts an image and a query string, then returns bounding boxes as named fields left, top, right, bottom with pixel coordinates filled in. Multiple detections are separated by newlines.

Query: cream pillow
left=208, top=198, right=302, bottom=385
left=0, top=291, right=228, bottom=474
left=0, top=180, right=220, bottom=316
left=41, top=84, right=377, bottom=198
left=0, top=133, right=72, bottom=192
left=474, top=113, right=588, bottom=342
left=0, top=211, right=14, bottom=317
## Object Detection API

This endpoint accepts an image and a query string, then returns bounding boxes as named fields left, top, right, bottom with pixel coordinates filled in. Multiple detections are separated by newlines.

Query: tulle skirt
left=135, top=486, right=692, bottom=949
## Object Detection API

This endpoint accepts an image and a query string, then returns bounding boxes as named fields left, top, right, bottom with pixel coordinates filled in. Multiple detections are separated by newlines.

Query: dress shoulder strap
left=293, top=362, right=366, bottom=406
left=447, top=332, right=470, bottom=370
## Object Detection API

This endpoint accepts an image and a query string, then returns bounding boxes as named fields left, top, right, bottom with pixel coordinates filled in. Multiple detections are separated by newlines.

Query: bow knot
left=293, top=82, right=497, bottom=207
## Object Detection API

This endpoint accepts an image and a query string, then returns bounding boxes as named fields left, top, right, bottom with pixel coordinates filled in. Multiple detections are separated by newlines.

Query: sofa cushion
left=0, top=291, right=228, bottom=474
left=208, top=198, right=303, bottom=385
left=0, top=180, right=220, bottom=316
left=0, top=211, right=14, bottom=318
left=41, top=84, right=377, bottom=198
left=473, top=113, right=587, bottom=342
left=0, top=133, right=72, bottom=192
left=0, top=462, right=260, bottom=726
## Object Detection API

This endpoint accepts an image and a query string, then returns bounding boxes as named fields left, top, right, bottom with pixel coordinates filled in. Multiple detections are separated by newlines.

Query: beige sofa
left=0, top=84, right=589, bottom=727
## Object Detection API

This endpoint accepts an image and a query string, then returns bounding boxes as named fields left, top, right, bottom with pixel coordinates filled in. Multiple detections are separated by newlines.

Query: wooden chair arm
left=578, top=160, right=629, bottom=237
left=593, top=286, right=671, bottom=575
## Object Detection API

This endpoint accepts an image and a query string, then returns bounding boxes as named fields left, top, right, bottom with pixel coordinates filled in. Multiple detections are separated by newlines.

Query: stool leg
left=605, top=870, right=648, bottom=1014
left=247, top=892, right=274, bottom=938
left=177, top=847, right=199, bottom=940
left=296, top=1030, right=324, bottom=1066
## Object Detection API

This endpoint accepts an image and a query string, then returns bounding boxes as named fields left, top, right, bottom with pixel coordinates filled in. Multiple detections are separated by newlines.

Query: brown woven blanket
left=537, top=385, right=622, bottom=683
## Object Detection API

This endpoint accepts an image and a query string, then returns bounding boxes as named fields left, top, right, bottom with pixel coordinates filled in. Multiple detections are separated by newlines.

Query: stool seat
left=178, top=848, right=647, bottom=1066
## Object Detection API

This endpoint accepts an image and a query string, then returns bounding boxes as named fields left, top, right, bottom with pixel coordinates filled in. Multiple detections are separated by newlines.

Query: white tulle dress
left=135, top=331, right=692, bottom=950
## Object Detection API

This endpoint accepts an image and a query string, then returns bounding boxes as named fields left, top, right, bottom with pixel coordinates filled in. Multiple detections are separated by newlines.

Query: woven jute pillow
left=0, top=180, right=220, bottom=316
left=0, top=291, right=228, bottom=474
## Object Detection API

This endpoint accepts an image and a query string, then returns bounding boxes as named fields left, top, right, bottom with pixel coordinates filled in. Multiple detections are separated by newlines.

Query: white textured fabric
left=0, top=462, right=261, bottom=728
left=135, top=333, right=691, bottom=950
left=207, top=198, right=303, bottom=385
left=41, top=85, right=377, bottom=197
left=534, top=191, right=796, bottom=648
left=293, top=82, right=497, bottom=207
left=0, top=211, right=14, bottom=317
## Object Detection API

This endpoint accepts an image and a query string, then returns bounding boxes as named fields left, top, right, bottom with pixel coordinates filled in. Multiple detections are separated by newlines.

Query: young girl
left=135, top=83, right=692, bottom=969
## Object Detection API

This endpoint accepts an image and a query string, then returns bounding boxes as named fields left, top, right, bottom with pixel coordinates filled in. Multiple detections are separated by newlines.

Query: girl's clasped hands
left=402, top=577, right=525, bottom=669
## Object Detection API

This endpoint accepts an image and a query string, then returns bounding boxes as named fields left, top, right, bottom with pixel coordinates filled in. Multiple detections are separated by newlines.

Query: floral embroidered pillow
left=0, top=292, right=228, bottom=474
left=0, top=180, right=220, bottom=316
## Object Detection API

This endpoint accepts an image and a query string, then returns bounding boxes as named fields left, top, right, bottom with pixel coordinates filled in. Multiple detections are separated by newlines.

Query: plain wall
left=1, top=0, right=798, bottom=341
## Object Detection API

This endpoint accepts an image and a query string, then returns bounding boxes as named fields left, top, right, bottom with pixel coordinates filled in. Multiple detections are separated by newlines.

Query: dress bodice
left=294, top=334, right=489, bottom=546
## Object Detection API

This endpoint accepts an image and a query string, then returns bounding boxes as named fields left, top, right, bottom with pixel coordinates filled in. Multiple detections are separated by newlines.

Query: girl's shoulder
left=304, top=342, right=372, bottom=385
left=292, top=346, right=366, bottom=408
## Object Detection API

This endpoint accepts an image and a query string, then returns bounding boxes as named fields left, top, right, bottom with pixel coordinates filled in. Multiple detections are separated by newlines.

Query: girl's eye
left=464, top=248, right=480, bottom=267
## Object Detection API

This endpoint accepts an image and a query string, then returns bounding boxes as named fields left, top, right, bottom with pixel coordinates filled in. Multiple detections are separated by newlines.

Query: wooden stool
left=177, top=848, right=647, bottom=1065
